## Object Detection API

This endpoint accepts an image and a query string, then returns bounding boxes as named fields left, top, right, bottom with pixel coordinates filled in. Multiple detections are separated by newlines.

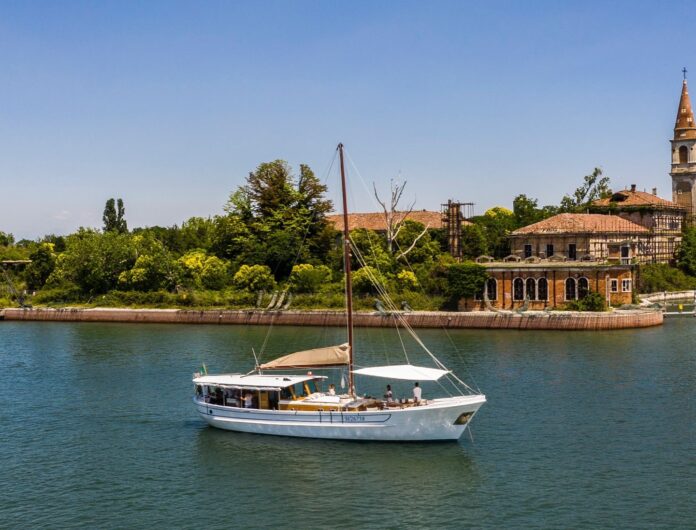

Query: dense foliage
left=3, top=160, right=693, bottom=312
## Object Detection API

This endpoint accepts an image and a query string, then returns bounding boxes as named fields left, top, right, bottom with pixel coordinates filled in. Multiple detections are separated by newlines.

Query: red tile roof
left=326, top=210, right=449, bottom=231
left=512, top=213, right=649, bottom=235
left=592, top=189, right=683, bottom=209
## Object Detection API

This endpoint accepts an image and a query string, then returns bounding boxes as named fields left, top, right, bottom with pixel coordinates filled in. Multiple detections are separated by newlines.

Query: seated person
left=328, top=384, right=336, bottom=396
left=384, top=384, right=394, bottom=403
left=243, top=392, right=254, bottom=408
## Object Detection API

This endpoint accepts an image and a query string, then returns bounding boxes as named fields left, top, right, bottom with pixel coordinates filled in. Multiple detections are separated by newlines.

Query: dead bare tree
left=373, top=179, right=429, bottom=260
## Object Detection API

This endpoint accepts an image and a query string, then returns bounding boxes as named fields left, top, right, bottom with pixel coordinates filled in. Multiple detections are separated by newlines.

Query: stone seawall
left=0, top=307, right=663, bottom=330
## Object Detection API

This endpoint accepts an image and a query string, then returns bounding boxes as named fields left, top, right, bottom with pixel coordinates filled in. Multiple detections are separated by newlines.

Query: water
left=0, top=320, right=694, bottom=529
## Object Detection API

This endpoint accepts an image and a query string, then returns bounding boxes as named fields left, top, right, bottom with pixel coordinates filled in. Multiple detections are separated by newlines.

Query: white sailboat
left=192, top=144, right=486, bottom=441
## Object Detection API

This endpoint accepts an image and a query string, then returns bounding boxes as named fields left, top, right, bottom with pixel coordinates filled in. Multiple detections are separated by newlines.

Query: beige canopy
left=259, top=343, right=350, bottom=370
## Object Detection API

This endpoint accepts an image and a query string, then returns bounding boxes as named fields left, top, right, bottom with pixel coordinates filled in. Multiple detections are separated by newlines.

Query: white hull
left=194, top=394, right=486, bottom=441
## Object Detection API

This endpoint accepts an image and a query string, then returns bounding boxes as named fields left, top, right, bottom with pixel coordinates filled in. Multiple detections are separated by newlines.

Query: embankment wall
left=0, top=307, right=663, bottom=330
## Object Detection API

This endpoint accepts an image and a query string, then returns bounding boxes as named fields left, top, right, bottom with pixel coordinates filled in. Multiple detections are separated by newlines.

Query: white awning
left=259, top=343, right=350, bottom=370
left=352, top=364, right=449, bottom=381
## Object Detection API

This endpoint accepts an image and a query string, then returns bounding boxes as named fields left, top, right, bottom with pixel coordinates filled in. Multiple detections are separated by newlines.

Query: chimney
left=630, top=184, right=636, bottom=192
left=652, top=187, right=657, bottom=196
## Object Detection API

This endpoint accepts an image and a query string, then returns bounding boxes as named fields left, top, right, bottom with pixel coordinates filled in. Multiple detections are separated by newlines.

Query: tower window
left=679, top=145, right=689, bottom=163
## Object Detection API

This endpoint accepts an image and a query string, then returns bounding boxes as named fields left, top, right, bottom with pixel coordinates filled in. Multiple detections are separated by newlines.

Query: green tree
left=52, top=229, right=136, bottom=294
left=460, top=224, right=489, bottom=260
left=25, top=243, right=57, bottom=290
left=103, top=198, right=128, bottom=233
left=471, top=207, right=516, bottom=258
left=0, top=231, right=15, bottom=246
left=676, top=227, right=696, bottom=276
left=558, top=168, right=611, bottom=213
left=289, top=264, right=332, bottom=293
left=233, top=264, right=276, bottom=292
left=446, top=262, right=488, bottom=308
left=393, top=220, right=441, bottom=265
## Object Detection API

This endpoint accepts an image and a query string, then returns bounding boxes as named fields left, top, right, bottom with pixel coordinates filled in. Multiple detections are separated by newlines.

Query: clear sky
left=2, top=0, right=695, bottom=240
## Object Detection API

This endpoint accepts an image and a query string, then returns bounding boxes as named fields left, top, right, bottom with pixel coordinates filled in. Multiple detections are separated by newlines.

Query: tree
left=233, top=264, right=276, bottom=292
left=52, top=229, right=136, bottom=294
left=558, top=168, right=611, bottom=213
left=446, top=262, right=488, bottom=308
left=373, top=180, right=429, bottom=256
left=25, top=243, right=56, bottom=290
left=103, top=198, right=128, bottom=233
left=471, top=207, right=516, bottom=258
left=460, top=224, right=489, bottom=260
left=676, top=227, right=696, bottom=276
left=289, top=264, right=332, bottom=293
left=0, top=231, right=14, bottom=246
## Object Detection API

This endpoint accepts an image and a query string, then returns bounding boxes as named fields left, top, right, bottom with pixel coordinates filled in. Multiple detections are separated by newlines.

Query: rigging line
left=391, top=236, right=480, bottom=394
left=391, top=312, right=411, bottom=365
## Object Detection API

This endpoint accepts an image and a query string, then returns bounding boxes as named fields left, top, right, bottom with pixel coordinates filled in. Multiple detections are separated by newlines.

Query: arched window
left=679, top=145, right=689, bottom=164
left=578, top=277, right=589, bottom=299
left=525, top=278, right=537, bottom=300
left=513, top=278, right=524, bottom=301
left=565, top=278, right=577, bottom=300
left=486, top=278, right=498, bottom=301
left=538, top=278, right=548, bottom=301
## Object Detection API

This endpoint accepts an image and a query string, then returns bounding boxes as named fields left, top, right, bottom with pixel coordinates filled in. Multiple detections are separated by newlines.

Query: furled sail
left=259, top=343, right=350, bottom=370
left=352, top=364, right=449, bottom=381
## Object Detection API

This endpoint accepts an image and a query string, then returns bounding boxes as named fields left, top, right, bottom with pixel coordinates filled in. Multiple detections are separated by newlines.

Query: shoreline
left=0, top=306, right=663, bottom=330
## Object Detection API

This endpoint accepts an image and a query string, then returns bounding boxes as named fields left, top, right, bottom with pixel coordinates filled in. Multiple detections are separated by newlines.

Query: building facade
left=508, top=213, right=658, bottom=263
left=589, top=185, right=685, bottom=262
left=462, top=262, right=635, bottom=311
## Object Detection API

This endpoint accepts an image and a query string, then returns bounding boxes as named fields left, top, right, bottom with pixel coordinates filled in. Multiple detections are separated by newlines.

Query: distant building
left=508, top=213, right=659, bottom=263
left=670, top=77, right=696, bottom=221
left=589, top=185, right=685, bottom=262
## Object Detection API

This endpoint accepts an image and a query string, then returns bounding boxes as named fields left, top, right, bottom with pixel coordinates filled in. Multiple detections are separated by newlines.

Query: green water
left=0, top=320, right=694, bottom=529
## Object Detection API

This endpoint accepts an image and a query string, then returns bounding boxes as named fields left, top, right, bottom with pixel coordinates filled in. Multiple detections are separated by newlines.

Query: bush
left=396, top=270, right=419, bottom=291
left=446, top=262, right=488, bottom=302
left=639, top=263, right=696, bottom=293
left=289, top=264, right=332, bottom=293
left=564, top=291, right=607, bottom=312
left=233, top=264, right=276, bottom=292
left=352, top=266, right=385, bottom=294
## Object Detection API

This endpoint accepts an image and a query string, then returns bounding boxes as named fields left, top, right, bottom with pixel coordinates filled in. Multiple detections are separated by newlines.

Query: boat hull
left=194, top=395, right=485, bottom=441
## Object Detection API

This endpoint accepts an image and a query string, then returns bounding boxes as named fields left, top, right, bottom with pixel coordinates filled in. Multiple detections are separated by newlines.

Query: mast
left=338, top=143, right=355, bottom=395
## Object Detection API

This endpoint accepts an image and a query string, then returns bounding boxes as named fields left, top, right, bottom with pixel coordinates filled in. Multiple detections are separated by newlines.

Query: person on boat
left=413, top=382, right=422, bottom=404
left=384, top=384, right=394, bottom=403
left=243, top=392, right=254, bottom=408
left=328, top=384, right=336, bottom=396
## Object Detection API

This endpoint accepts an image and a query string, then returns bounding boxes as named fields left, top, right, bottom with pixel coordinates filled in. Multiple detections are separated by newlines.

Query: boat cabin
left=193, top=373, right=374, bottom=412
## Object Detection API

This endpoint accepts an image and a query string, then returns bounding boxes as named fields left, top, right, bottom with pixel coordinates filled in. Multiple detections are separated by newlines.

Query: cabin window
left=537, top=278, right=548, bottom=301
left=578, top=277, right=590, bottom=299
left=486, top=278, right=498, bottom=301
left=568, top=244, right=577, bottom=261
left=610, top=279, right=619, bottom=293
left=546, top=244, right=554, bottom=257
left=565, top=278, right=577, bottom=300
left=622, top=279, right=632, bottom=292
left=679, top=145, right=689, bottom=164
left=525, top=278, right=537, bottom=300
left=513, top=278, right=525, bottom=301
left=524, top=244, right=532, bottom=258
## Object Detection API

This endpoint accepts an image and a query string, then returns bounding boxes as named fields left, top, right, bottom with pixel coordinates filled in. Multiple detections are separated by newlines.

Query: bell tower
left=671, top=69, right=696, bottom=220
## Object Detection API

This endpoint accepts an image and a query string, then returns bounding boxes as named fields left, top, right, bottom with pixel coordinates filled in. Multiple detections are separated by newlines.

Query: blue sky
left=1, top=0, right=695, bottom=239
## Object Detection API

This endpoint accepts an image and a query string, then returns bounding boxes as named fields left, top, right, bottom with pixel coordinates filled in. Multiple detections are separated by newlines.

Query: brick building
left=671, top=77, right=696, bottom=222
left=462, top=261, right=634, bottom=311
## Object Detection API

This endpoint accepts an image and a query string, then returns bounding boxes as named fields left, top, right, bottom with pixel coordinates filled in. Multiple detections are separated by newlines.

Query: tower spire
left=674, top=73, right=696, bottom=139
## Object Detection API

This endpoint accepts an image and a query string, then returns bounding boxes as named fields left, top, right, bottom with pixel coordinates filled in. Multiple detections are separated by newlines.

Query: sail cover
left=352, top=364, right=449, bottom=381
left=259, top=343, right=350, bottom=370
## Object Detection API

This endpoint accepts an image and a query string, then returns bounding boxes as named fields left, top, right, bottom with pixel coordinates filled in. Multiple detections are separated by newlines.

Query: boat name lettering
left=343, top=415, right=365, bottom=423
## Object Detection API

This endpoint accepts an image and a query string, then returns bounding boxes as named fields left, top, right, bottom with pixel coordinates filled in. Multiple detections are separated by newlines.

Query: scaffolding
left=441, top=200, right=475, bottom=260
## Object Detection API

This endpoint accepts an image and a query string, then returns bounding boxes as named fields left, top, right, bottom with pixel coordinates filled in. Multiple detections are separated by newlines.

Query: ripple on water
left=0, top=320, right=694, bottom=529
